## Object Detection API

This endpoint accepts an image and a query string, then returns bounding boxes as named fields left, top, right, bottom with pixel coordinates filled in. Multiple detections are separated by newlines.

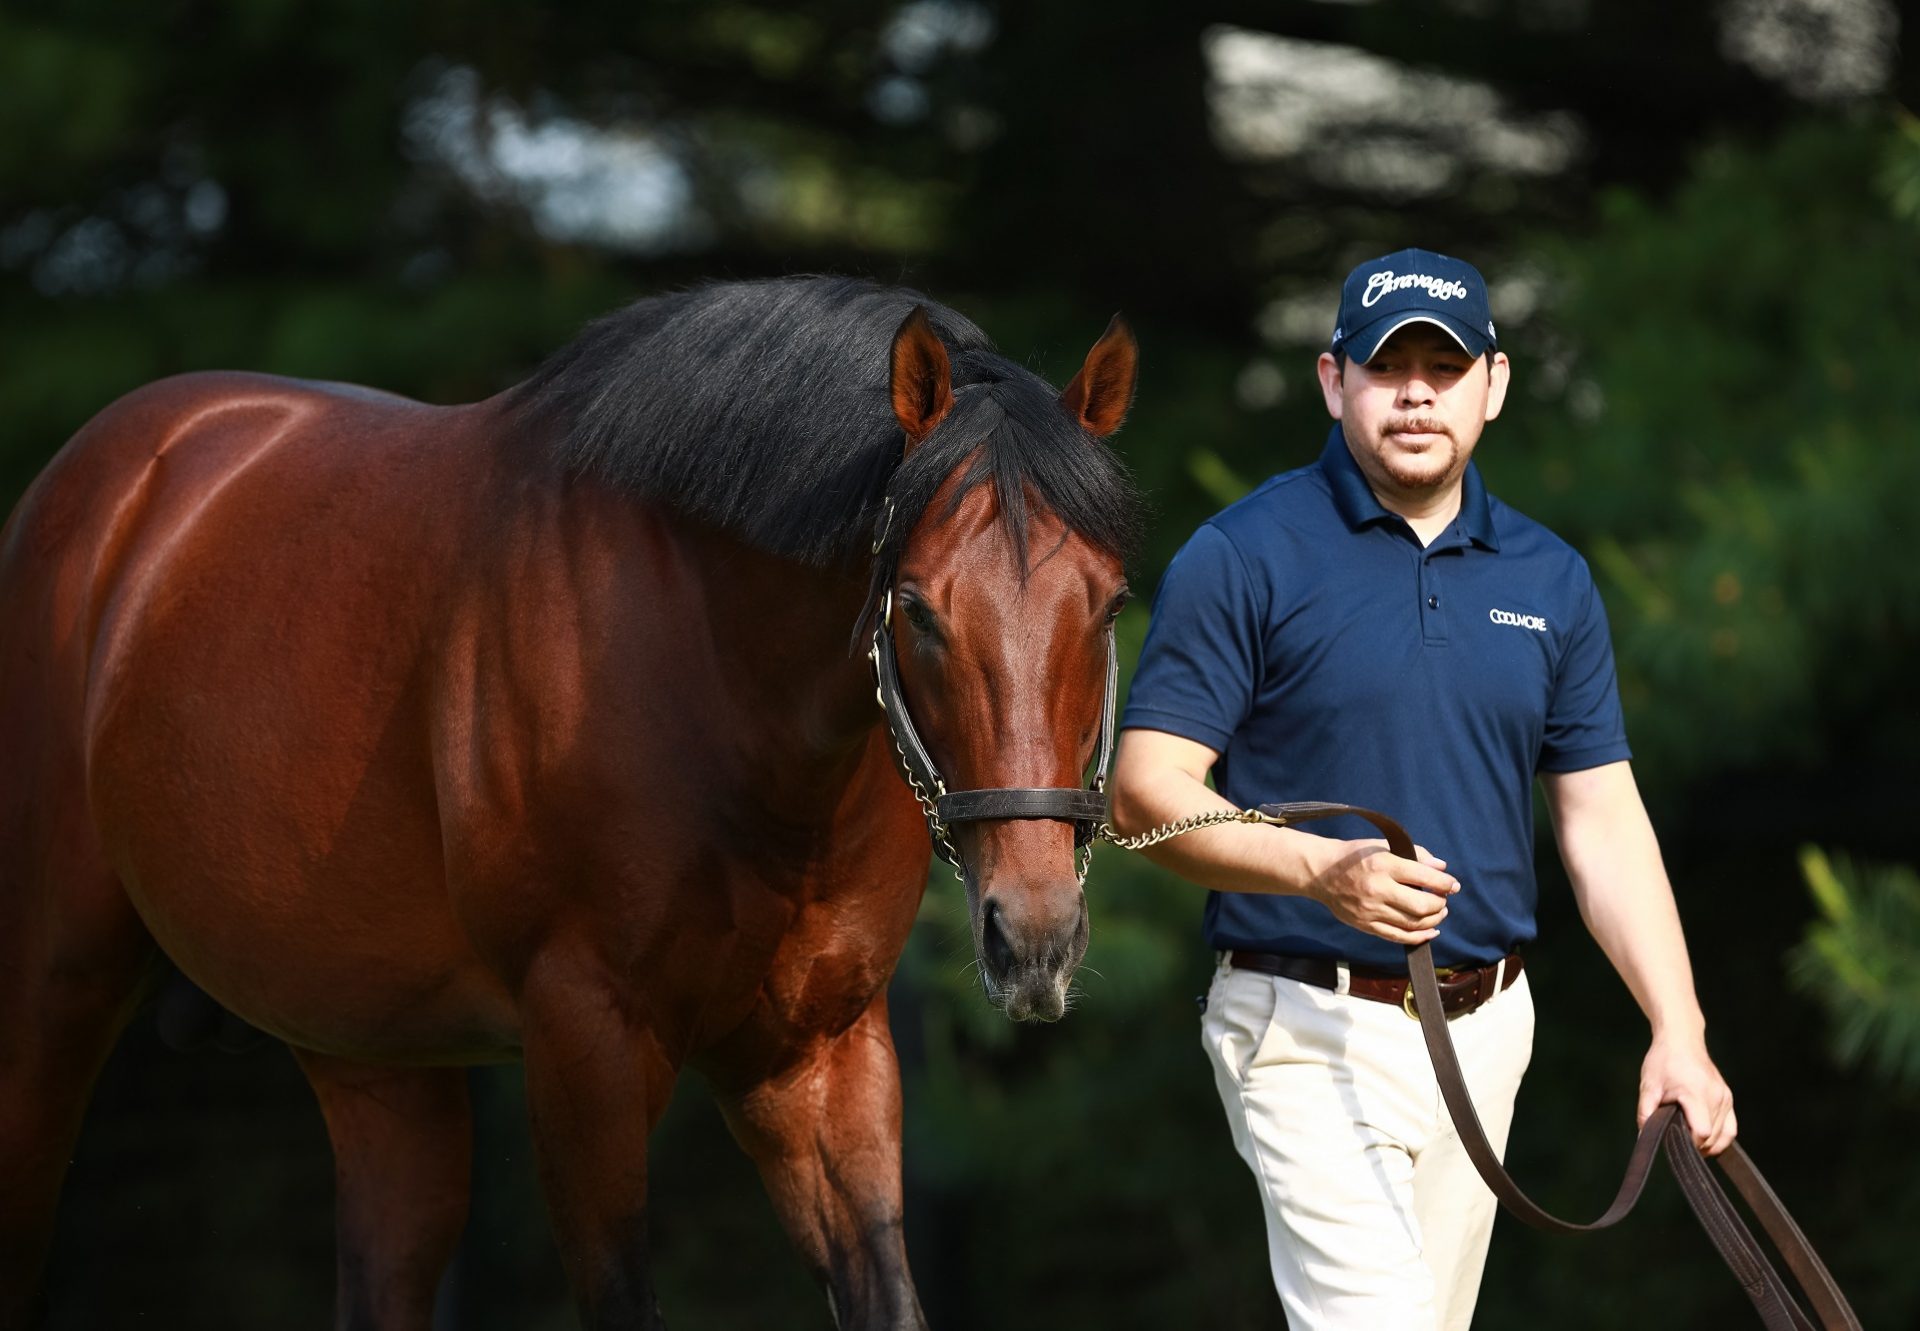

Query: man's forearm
left=1551, top=768, right=1707, bottom=1041
left=1109, top=763, right=1328, bottom=898
left=1549, top=763, right=1737, bottom=1150
left=1112, top=730, right=1456, bottom=946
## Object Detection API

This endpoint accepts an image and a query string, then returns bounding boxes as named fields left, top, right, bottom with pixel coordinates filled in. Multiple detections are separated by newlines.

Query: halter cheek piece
left=866, top=497, right=1118, bottom=884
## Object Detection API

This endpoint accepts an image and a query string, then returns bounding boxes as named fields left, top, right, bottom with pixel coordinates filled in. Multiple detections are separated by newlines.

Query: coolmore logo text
left=1362, top=270, right=1469, bottom=308
left=1489, top=608, right=1548, bottom=632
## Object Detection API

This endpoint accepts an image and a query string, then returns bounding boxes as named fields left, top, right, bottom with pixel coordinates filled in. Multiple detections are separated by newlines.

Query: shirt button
left=1427, top=595, right=1439, bottom=609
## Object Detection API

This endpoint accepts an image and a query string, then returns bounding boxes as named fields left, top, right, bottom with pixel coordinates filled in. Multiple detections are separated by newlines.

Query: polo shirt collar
left=1317, top=425, right=1500, bottom=551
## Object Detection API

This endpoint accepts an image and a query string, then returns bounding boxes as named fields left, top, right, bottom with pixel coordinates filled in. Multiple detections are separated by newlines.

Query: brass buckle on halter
left=1403, top=967, right=1456, bottom=1021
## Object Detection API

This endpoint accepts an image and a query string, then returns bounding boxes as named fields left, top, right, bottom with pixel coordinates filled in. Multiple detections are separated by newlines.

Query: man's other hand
left=1638, top=1037, right=1737, bottom=1156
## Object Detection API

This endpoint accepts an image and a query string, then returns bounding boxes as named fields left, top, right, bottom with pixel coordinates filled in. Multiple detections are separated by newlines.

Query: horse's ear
left=890, top=305, right=954, bottom=452
left=1060, top=313, right=1138, bottom=439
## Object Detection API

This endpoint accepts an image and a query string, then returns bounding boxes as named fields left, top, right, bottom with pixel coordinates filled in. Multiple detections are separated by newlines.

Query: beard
left=1374, top=416, right=1464, bottom=491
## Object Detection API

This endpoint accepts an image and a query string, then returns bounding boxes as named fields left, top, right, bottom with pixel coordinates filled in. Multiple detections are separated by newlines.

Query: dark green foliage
left=1778, top=118, right=1920, bottom=1106
left=1497, top=119, right=1920, bottom=787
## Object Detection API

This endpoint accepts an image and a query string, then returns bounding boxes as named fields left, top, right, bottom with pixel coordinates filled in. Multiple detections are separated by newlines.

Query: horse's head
left=875, top=307, right=1139, bottom=1021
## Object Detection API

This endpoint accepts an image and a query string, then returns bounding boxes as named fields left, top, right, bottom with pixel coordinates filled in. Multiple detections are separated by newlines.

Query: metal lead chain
left=1097, top=805, right=1284, bottom=851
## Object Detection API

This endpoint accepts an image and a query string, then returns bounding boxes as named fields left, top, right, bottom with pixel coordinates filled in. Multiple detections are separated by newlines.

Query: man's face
left=1315, top=324, right=1511, bottom=500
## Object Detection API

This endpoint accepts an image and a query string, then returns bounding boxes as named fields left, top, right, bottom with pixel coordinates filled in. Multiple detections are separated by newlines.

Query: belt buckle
left=1402, top=966, right=1456, bottom=1021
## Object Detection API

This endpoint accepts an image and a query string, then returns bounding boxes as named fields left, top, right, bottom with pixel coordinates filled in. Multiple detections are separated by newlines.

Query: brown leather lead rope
left=1245, top=801, right=1861, bottom=1331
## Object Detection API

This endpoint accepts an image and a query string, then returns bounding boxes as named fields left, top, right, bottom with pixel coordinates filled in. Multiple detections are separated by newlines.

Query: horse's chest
left=693, top=746, right=930, bottom=1041
left=758, top=877, right=920, bottom=1027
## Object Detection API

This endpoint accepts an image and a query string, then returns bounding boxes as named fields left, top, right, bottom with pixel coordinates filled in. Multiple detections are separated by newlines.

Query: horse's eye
left=1106, top=592, right=1132, bottom=623
left=902, top=597, right=938, bottom=636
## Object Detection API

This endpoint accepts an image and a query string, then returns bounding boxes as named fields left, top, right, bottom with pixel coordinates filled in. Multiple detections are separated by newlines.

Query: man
left=1108, top=248, right=1735, bottom=1330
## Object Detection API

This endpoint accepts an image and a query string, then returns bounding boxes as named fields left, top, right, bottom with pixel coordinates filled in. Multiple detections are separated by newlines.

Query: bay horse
left=0, top=276, right=1142, bottom=1329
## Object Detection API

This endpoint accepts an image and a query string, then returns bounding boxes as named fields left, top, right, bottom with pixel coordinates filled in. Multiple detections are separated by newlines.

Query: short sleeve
left=1120, top=523, right=1265, bottom=754
left=1537, top=563, right=1633, bottom=773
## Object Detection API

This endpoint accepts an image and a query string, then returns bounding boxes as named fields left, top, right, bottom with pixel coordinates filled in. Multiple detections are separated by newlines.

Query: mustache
left=1380, top=416, right=1453, bottom=439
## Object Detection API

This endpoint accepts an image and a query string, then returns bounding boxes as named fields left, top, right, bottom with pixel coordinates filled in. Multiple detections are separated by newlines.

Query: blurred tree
left=1784, top=108, right=1920, bottom=1110
left=1491, top=118, right=1920, bottom=790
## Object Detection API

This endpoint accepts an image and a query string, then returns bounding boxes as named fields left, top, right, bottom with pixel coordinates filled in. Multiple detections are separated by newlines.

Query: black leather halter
left=866, top=502, right=1118, bottom=881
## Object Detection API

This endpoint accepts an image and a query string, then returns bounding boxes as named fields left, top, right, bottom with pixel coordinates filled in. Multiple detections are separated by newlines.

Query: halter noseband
left=866, top=496, right=1118, bottom=884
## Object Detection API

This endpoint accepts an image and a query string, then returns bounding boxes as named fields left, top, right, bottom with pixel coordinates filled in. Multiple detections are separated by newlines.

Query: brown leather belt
left=1229, top=950, right=1522, bottom=1020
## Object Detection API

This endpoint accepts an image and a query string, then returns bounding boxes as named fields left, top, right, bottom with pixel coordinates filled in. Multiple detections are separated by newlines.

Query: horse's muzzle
left=978, top=888, right=1089, bottom=1022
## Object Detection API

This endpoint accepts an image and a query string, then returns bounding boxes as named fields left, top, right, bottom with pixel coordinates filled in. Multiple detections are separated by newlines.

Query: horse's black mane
left=508, top=275, right=1142, bottom=574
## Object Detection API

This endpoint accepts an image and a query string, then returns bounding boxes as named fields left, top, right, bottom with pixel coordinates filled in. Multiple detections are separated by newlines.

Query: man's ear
left=1060, top=314, right=1138, bottom=438
left=890, top=305, right=954, bottom=452
left=1316, top=351, right=1345, bottom=420
left=1484, top=351, right=1512, bottom=422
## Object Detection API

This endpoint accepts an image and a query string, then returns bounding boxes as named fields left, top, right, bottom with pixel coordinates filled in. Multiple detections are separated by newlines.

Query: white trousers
left=1201, top=957, right=1534, bottom=1331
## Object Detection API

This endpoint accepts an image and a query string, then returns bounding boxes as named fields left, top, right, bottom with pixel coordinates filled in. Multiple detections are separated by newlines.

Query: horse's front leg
left=716, top=992, right=927, bottom=1330
left=294, top=1051, right=472, bottom=1331
left=520, top=956, right=679, bottom=1331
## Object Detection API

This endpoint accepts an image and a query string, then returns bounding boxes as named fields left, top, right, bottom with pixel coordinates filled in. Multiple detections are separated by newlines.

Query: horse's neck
left=487, top=407, right=882, bottom=757
left=480, top=499, right=876, bottom=843
left=472, top=402, right=897, bottom=836
left=674, top=523, right=882, bottom=769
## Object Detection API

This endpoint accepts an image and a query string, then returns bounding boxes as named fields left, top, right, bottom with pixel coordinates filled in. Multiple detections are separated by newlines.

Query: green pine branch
left=1790, top=847, right=1920, bottom=1090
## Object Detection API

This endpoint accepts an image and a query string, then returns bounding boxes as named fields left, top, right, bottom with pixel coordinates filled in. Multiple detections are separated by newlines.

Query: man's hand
left=1304, top=838, right=1459, bottom=945
left=1638, top=1036, right=1736, bottom=1155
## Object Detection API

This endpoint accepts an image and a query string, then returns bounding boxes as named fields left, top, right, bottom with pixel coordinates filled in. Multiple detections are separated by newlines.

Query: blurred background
left=5, top=0, right=1918, bottom=1326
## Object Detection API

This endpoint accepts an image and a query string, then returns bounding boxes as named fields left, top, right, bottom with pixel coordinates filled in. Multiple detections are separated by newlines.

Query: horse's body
left=0, top=279, right=1140, bottom=1329
left=54, top=370, right=923, bottom=1062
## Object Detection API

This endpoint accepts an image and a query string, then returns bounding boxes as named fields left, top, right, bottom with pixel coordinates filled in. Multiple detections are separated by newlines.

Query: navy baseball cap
left=1329, top=248, right=1497, bottom=364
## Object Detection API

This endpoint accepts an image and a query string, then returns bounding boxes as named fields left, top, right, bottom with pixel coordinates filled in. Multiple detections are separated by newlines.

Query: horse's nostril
left=982, top=898, right=1016, bottom=976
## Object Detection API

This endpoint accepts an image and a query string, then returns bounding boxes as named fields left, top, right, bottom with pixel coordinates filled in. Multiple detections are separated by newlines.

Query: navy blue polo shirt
left=1122, top=426, right=1631, bottom=971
